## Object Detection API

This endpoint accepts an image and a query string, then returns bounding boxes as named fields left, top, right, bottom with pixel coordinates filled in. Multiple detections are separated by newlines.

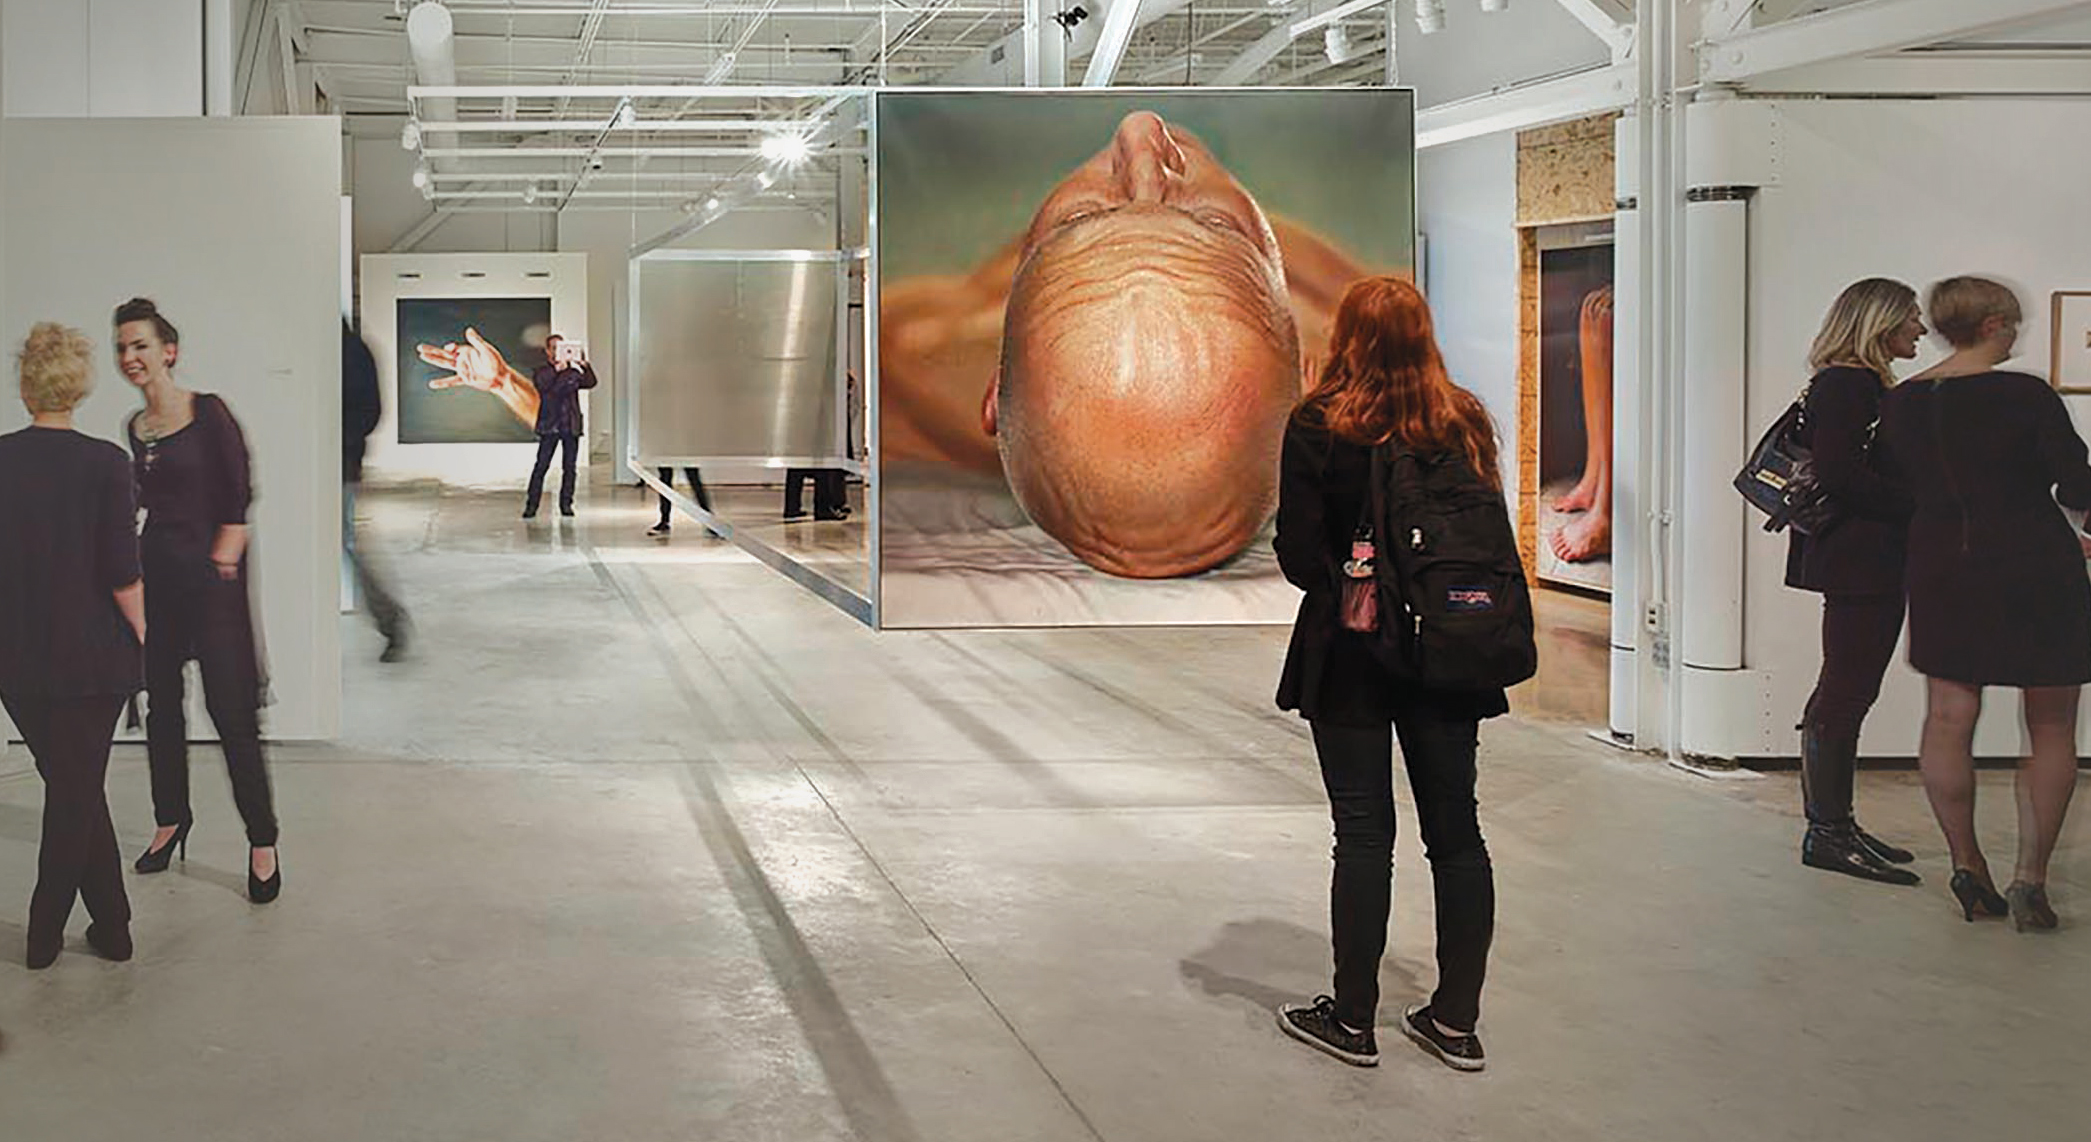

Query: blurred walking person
left=344, top=319, right=411, bottom=661
left=116, top=298, right=281, bottom=904
left=0, top=324, right=147, bottom=967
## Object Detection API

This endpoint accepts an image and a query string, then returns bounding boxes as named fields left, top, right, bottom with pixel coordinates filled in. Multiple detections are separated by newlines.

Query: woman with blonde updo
left=0, top=323, right=147, bottom=969
left=1878, top=276, right=2091, bottom=931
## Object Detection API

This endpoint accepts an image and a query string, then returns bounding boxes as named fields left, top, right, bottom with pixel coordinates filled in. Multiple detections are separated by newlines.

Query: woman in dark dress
left=1273, top=277, right=1505, bottom=1072
left=0, top=324, right=146, bottom=968
left=1877, top=276, right=2091, bottom=931
left=1785, top=278, right=1925, bottom=886
left=115, top=299, right=281, bottom=904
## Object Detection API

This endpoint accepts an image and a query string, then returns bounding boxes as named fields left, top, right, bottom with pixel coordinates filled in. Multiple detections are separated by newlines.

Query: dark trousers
left=784, top=468, right=846, bottom=517
left=2, top=692, right=130, bottom=944
left=344, top=481, right=407, bottom=639
left=657, top=466, right=711, bottom=525
left=1801, top=592, right=1905, bottom=825
left=1310, top=711, right=1495, bottom=1033
left=526, top=432, right=581, bottom=513
left=143, top=568, right=278, bottom=847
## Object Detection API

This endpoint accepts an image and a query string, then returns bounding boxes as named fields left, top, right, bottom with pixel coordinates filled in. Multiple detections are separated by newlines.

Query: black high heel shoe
left=134, top=820, right=192, bottom=874
left=1949, top=870, right=2009, bottom=921
left=2006, top=882, right=2058, bottom=932
left=248, top=849, right=282, bottom=905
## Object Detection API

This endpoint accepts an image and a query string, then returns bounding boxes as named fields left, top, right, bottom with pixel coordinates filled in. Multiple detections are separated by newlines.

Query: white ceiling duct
left=1416, top=0, right=1447, bottom=33
left=405, top=3, right=458, bottom=166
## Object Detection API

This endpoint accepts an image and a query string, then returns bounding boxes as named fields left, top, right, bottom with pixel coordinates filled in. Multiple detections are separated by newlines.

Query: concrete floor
left=0, top=476, right=2081, bottom=1142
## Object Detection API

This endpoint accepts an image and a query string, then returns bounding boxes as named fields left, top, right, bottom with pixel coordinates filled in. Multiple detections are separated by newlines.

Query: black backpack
left=1366, top=445, right=1538, bottom=690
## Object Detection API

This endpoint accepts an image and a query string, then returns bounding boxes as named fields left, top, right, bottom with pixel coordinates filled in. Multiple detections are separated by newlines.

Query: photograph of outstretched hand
left=396, top=297, right=551, bottom=443
left=877, top=90, right=1415, bottom=627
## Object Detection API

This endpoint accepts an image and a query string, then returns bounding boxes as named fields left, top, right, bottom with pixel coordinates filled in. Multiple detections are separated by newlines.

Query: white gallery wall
left=1733, top=98, right=2091, bottom=759
left=0, top=116, right=344, bottom=740
left=1, top=0, right=202, bottom=116
left=1417, top=131, right=1522, bottom=501
left=360, top=252, right=589, bottom=487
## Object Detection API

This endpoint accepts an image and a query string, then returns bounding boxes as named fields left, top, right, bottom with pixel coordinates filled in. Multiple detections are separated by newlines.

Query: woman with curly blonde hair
left=0, top=323, right=147, bottom=968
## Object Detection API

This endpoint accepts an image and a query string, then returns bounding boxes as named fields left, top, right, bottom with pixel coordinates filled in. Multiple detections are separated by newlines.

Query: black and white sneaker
left=1278, top=996, right=1378, bottom=1067
left=647, top=521, right=672, bottom=537
left=1400, top=1004, right=1486, bottom=1072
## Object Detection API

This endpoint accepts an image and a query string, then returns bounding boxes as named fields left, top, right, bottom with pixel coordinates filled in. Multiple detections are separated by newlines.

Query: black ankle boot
left=1803, top=822, right=1921, bottom=886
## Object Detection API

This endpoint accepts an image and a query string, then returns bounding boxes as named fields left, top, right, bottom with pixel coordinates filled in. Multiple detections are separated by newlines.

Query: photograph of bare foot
left=1549, top=284, right=1613, bottom=567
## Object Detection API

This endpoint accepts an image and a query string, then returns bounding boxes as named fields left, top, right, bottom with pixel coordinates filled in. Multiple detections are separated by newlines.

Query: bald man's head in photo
left=985, top=112, right=1302, bottom=579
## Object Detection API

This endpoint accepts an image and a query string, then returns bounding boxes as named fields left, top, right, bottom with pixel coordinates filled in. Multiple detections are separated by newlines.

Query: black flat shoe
left=84, top=923, right=133, bottom=962
left=134, top=820, right=192, bottom=875
left=1278, top=996, right=1378, bottom=1067
left=25, top=930, right=61, bottom=970
left=2006, top=882, right=2058, bottom=932
left=248, top=850, right=282, bottom=905
left=1949, top=870, right=2009, bottom=921
left=1802, top=823, right=1920, bottom=886
left=1853, top=823, right=1915, bottom=865
left=1400, top=1004, right=1486, bottom=1073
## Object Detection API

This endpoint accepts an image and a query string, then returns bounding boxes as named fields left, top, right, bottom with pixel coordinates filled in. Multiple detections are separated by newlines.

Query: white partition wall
left=1706, top=98, right=2091, bottom=760
left=360, top=253, right=589, bottom=486
left=0, top=116, right=343, bottom=740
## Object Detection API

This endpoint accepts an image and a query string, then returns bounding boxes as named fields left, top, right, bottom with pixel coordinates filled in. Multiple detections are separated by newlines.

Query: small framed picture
left=2051, top=292, right=2091, bottom=394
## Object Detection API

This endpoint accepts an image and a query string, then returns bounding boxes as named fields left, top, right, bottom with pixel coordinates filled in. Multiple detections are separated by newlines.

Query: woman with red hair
left=1273, top=276, right=1505, bottom=1071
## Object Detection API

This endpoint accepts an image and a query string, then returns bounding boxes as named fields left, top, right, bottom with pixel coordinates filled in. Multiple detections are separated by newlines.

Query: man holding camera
left=523, top=333, right=597, bottom=519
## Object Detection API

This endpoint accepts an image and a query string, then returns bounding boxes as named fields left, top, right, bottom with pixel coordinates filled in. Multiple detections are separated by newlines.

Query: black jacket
left=1274, top=410, right=1508, bottom=726
left=531, top=362, right=598, bottom=437
left=343, top=322, right=381, bottom=483
left=0, top=428, right=143, bottom=698
left=1784, top=366, right=1912, bottom=595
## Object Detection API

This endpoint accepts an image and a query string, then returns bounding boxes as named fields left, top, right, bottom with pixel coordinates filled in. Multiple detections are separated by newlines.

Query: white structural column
left=1024, top=0, right=1068, bottom=85
left=205, top=0, right=235, bottom=115
left=1609, top=116, right=1642, bottom=743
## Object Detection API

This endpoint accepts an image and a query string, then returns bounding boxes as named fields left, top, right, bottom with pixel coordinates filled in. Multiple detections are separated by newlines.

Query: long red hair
left=1300, top=276, right=1501, bottom=491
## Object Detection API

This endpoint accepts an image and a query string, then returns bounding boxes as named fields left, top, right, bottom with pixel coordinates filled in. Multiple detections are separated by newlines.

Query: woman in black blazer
left=1785, top=278, right=1925, bottom=887
left=0, top=324, right=147, bottom=968
left=1272, top=277, right=1507, bottom=1073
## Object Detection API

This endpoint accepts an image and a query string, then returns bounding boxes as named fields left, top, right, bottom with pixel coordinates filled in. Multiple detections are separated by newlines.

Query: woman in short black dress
left=1273, top=277, right=1506, bottom=1072
left=115, top=298, right=281, bottom=904
left=1877, top=277, right=2091, bottom=931
left=0, top=324, right=146, bottom=968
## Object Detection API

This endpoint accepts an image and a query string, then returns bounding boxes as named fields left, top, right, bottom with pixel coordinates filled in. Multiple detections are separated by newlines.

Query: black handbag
left=1733, top=391, right=1842, bottom=536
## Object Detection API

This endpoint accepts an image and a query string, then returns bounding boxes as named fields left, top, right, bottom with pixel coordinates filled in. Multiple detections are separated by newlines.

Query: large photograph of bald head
left=877, top=90, right=1415, bottom=628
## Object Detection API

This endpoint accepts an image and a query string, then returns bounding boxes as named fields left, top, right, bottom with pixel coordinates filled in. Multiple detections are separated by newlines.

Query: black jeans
left=784, top=468, right=846, bottom=517
left=657, top=466, right=711, bottom=525
left=1801, top=592, right=1904, bottom=824
left=143, top=563, right=278, bottom=847
left=2, top=692, right=130, bottom=944
left=526, top=433, right=581, bottom=512
left=1310, top=711, right=1494, bottom=1033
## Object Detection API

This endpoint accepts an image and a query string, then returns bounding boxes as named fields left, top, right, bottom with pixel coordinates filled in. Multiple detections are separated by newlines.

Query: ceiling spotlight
left=1416, top=0, right=1447, bottom=33
left=1480, top=0, right=1509, bottom=10
left=1323, top=25, right=1354, bottom=65
left=756, top=170, right=777, bottom=189
left=410, top=164, right=431, bottom=190
left=705, top=196, right=722, bottom=211
left=760, top=133, right=812, bottom=164
left=522, top=184, right=539, bottom=205
left=615, top=101, right=637, bottom=129
left=400, top=120, right=421, bottom=150
left=419, top=182, right=436, bottom=202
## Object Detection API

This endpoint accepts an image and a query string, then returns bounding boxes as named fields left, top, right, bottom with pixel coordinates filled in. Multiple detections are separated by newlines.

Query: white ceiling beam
left=1082, top=0, right=1147, bottom=87
left=1740, top=53, right=2091, bottom=95
left=412, top=118, right=826, bottom=133
left=411, top=84, right=869, bottom=100
left=422, top=146, right=865, bottom=158
left=1700, top=0, right=2091, bottom=84
left=1415, top=61, right=1634, bottom=150
left=1208, top=0, right=1387, bottom=87
left=1552, top=0, right=1633, bottom=59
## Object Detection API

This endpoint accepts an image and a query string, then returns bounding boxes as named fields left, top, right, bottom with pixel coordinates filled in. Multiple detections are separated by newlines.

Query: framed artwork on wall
left=2051, top=291, right=2091, bottom=394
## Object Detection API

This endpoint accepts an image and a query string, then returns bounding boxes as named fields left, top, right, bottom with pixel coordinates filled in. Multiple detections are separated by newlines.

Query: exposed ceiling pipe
left=405, top=2, right=458, bottom=173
